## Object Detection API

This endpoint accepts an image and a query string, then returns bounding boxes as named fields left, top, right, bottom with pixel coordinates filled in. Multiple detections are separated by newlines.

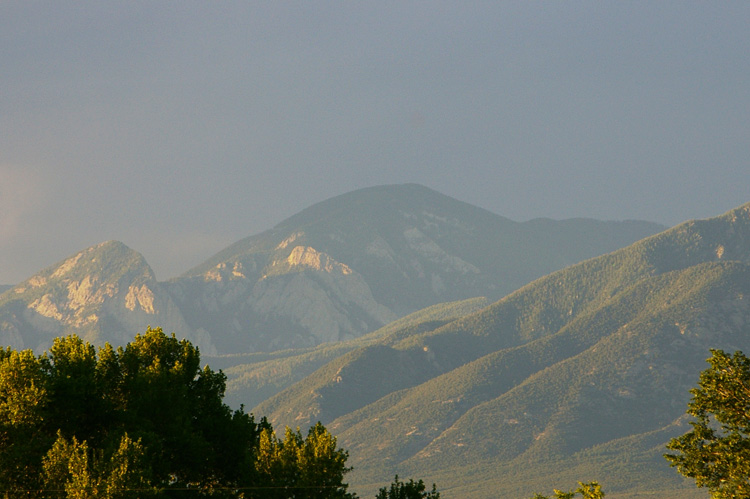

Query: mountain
left=165, top=183, right=664, bottom=353
left=243, top=201, right=750, bottom=497
left=0, top=241, right=215, bottom=354
left=1, top=185, right=745, bottom=496
left=216, top=296, right=492, bottom=411
left=0, top=184, right=662, bottom=356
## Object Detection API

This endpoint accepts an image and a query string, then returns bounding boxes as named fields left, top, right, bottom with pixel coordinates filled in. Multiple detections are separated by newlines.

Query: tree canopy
left=665, top=349, right=750, bottom=498
left=529, top=481, right=604, bottom=499
left=375, top=475, right=440, bottom=499
left=0, top=328, right=358, bottom=498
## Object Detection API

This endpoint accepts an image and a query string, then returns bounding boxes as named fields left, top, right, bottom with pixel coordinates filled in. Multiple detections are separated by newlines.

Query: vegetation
left=0, top=327, right=444, bottom=498
left=254, top=422, right=353, bottom=498
left=4, top=199, right=750, bottom=498
left=375, top=475, right=440, bottom=499
left=665, top=349, right=750, bottom=498
left=530, top=481, right=604, bottom=498
left=0, top=328, right=361, bottom=498
left=247, top=201, right=750, bottom=497
left=221, top=296, right=489, bottom=410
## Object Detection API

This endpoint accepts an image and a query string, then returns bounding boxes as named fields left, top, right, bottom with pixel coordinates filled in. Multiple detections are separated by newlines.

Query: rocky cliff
left=0, top=241, right=215, bottom=354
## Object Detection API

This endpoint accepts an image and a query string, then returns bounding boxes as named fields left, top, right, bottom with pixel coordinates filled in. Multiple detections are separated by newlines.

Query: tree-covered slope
left=226, top=297, right=489, bottom=413
left=248, top=202, right=750, bottom=498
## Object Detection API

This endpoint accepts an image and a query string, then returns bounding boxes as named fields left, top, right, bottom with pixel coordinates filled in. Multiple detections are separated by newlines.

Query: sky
left=2, top=2, right=749, bottom=284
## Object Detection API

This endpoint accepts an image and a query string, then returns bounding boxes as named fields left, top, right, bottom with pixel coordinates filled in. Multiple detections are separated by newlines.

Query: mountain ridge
left=166, top=184, right=665, bottom=353
left=0, top=183, right=667, bottom=357
left=2, top=187, right=748, bottom=497
left=244, top=200, right=750, bottom=497
left=0, top=240, right=214, bottom=353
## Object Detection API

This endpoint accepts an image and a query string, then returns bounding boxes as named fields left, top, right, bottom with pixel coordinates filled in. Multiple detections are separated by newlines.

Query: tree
left=41, top=430, right=155, bottom=498
left=530, top=481, right=604, bottom=499
left=254, top=422, right=355, bottom=498
left=0, top=328, right=371, bottom=498
left=375, top=475, right=440, bottom=499
left=665, top=349, right=750, bottom=498
left=0, top=347, right=50, bottom=495
left=0, top=328, right=266, bottom=498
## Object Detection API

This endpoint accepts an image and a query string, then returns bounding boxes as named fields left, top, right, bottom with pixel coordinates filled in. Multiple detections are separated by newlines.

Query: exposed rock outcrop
left=0, top=241, right=215, bottom=354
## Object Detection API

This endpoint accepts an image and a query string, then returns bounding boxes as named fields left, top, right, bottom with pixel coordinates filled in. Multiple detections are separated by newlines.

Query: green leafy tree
left=375, top=475, right=440, bottom=499
left=0, top=347, right=51, bottom=496
left=254, top=423, right=355, bottom=498
left=665, top=349, right=750, bottom=498
left=40, top=335, right=104, bottom=445
left=0, top=328, right=267, bottom=498
left=41, top=430, right=154, bottom=498
left=530, top=481, right=604, bottom=499
left=0, top=328, right=372, bottom=498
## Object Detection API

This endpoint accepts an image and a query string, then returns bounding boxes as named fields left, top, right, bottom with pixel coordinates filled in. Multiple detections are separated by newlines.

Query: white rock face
left=125, top=284, right=156, bottom=313
left=105, top=282, right=216, bottom=355
left=285, top=246, right=353, bottom=275
left=249, top=246, right=396, bottom=344
left=0, top=241, right=217, bottom=354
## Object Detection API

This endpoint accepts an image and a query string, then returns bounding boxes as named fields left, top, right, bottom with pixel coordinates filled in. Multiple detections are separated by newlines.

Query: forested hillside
left=244, top=202, right=750, bottom=497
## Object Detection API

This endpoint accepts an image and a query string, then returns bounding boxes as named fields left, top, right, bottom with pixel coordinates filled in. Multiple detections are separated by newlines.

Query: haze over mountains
left=0, top=184, right=662, bottom=355
left=3, top=184, right=748, bottom=497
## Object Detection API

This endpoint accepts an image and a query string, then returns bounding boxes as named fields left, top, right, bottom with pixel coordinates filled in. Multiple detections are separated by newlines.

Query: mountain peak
left=13, top=240, right=152, bottom=289
left=273, top=183, right=509, bottom=232
left=0, top=241, right=211, bottom=353
left=171, top=185, right=665, bottom=353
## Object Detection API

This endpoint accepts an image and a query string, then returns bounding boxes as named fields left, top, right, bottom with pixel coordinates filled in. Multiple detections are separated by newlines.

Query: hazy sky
left=2, top=2, right=749, bottom=284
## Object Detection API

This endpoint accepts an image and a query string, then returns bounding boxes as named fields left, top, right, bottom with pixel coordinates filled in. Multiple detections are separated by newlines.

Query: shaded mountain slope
left=256, top=202, right=750, bottom=430
left=401, top=263, right=749, bottom=464
left=387, top=263, right=749, bottom=498
left=248, top=202, right=750, bottom=498
left=223, top=297, right=489, bottom=411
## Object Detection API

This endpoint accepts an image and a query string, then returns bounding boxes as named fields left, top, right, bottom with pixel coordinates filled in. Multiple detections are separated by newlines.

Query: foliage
left=375, top=475, right=439, bottom=499
left=665, top=349, right=750, bottom=498
left=0, top=347, right=50, bottom=494
left=530, top=481, right=604, bottom=499
left=254, top=422, right=354, bottom=498
left=0, top=328, right=370, bottom=498
left=41, top=430, right=154, bottom=498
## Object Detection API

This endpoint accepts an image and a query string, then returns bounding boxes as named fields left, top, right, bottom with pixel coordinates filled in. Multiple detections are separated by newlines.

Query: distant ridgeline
left=0, top=184, right=664, bottom=355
